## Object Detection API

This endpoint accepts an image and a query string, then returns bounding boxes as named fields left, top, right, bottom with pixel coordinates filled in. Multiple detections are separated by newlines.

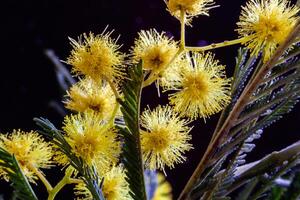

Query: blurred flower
left=237, top=0, right=299, bottom=62
left=0, top=130, right=53, bottom=182
left=140, top=105, right=192, bottom=171
left=165, top=0, right=215, bottom=24
left=61, top=111, right=121, bottom=172
left=152, top=173, right=172, bottom=200
left=169, top=52, right=231, bottom=120
left=132, top=29, right=178, bottom=73
left=67, top=29, right=125, bottom=81
left=75, top=166, right=131, bottom=200
left=64, top=77, right=117, bottom=120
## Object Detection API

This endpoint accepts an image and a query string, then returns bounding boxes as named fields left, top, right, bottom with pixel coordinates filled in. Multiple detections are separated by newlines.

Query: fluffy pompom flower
left=61, top=111, right=121, bottom=172
left=169, top=52, right=231, bottom=120
left=132, top=29, right=178, bottom=73
left=152, top=173, right=172, bottom=200
left=67, top=29, right=125, bottom=81
left=64, top=77, right=117, bottom=120
left=74, top=166, right=131, bottom=200
left=237, top=0, right=299, bottom=62
left=0, top=130, right=53, bottom=182
left=140, top=105, right=192, bottom=171
left=165, top=0, right=215, bottom=24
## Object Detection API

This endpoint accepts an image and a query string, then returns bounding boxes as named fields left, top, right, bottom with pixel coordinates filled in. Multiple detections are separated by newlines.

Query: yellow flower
left=0, top=130, right=53, bottom=182
left=132, top=29, right=178, bottom=73
left=101, top=166, right=131, bottom=200
left=158, top=57, right=186, bottom=90
left=67, top=29, right=125, bottom=81
left=169, top=52, right=231, bottom=120
left=140, top=105, right=192, bottom=171
left=75, top=166, right=131, bottom=200
left=237, top=0, right=299, bottom=62
left=165, top=0, right=215, bottom=24
left=152, top=174, right=172, bottom=200
left=61, top=111, right=121, bottom=171
left=64, top=77, right=117, bottom=120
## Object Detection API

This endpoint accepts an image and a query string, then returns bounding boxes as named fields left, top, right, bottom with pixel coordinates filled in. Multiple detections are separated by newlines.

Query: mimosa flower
left=0, top=130, right=53, bottom=183
left=165, top=0, right=215, bottom=24
left=237, top=0, right=299, bottom=62
left=132, top=29, right=178, bottom=73
left=169, top=52, right=231, bottom=120
left=75, top=166, right=131, bottom=200
left=62, top=111, right=121, bottom=172
left=140, top=105, right=192, bottom=171
left=67, top=29, right=125, bottom=81
left=64, top=78, right=117, bottom=120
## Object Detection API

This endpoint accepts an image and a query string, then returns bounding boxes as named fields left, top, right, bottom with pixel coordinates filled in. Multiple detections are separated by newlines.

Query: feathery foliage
left=184, top=35, right=300, bottom=199
left=0, top=147, right=38, bottom=200
left=117, top=61, right=148, bottom=200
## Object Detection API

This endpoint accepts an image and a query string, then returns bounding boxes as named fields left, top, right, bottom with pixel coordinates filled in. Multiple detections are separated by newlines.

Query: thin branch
left=186, top=37, right=248, bottom=52
left=178, top=22, right=300, bottom=200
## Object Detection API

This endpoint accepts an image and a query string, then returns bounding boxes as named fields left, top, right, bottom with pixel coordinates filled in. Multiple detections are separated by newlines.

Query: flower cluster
left=1, top=0, right=298, bottom=199
left=0, top=130, right=53, bottom=183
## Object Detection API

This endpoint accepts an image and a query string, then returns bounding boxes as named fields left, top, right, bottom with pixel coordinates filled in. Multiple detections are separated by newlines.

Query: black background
left=1, top=0, right=299, bottom=199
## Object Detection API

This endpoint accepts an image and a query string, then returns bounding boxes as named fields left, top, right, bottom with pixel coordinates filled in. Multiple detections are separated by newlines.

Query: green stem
left=186, top=37, right=249, bottom=52
left=29, top=164, right=53, bottom=192
left=108, top=103, right=120, bottom=126
left=47, top=167, right=79, bottom=200
left=105, top=77, right=121, bottom=99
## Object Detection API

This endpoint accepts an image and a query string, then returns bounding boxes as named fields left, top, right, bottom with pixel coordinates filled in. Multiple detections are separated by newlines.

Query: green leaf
left=215, top=48, right=255, bottom=133
left=0, top=147, right=38, bottom=200
left=282, top=171, right=300, bottom=200
left=268, top=186, right=286, bottom=200
left=117, top=61, right=147, bottom=200
left=34, top=118, right=105, bottom=200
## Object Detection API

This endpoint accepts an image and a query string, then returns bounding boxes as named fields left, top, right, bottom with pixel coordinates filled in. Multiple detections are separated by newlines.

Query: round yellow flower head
left=140, top=105, right=192, bottom=171
left=62, top=111, right=121, bottom=171
left=237, top=0, right=299, bottom=62
left=67, top=28, right=125, bottom=81
left=0, top=130, right=53, bottom=183
left=64, top=77, right=117, bottom=120
left=158, top=56, right=186, bottom=90
left=165, top=0, right=215, bottom=24
left=169, top=52, right=231, bottom=120
left=74, top=166, right=131, bottom=200
left=152, top=173, right=172, bottom=200
left=132, top=29, right=178, bottom=73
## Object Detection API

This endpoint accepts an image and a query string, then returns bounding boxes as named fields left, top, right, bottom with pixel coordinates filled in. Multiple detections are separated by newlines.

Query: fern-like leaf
left=117, top=61, right=147, bottom=200
left=188, top=39, right=300, bottom=199
left=0, top=147, right=38, bottom=200
left=34, top=118, right=105, bottom=200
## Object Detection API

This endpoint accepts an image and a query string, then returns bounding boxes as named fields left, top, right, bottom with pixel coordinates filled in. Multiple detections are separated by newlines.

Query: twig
left=178, top=22, right=300, bottom=200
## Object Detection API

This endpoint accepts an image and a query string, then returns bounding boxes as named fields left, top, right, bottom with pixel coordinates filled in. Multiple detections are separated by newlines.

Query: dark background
left=1, top=0, right=299, bottom=199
